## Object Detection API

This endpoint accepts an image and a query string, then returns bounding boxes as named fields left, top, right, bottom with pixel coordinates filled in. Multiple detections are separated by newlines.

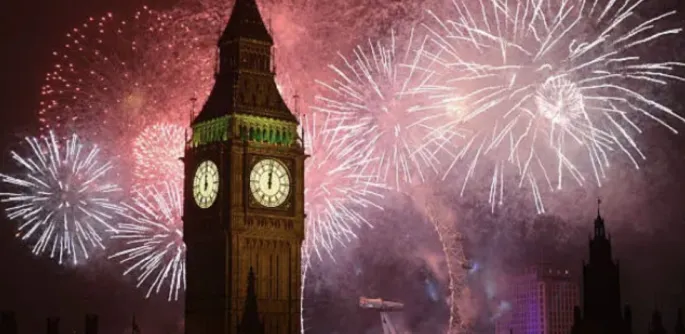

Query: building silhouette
left=571, top=201, right=632, bottom=334
left=46, top=317, right=59, bottom=334
left=495, top=264, right=579, bottom=334
left=0, top=311, right=17, bottom=334
left=648, top=309, right=667, bottom=334
left=182, top=0, right=305, bottom=332
left=675, top=308, right=685, bottom=334
left=85, top=314, right=98, bottom=334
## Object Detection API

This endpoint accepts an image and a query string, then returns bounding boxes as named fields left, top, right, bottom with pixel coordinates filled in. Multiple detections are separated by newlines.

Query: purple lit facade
left=496, top=265, right=579, bottom=334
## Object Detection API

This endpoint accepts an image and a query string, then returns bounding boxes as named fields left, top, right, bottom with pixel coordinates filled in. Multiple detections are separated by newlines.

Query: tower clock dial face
left=249, top=158, right=291, bottom=208
left=193, top=160, right=219, bottom=209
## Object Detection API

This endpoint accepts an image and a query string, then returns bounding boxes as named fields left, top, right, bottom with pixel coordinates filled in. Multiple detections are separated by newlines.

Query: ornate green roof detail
left=189, top=115, right=230, bottom=147
left=189, top=114, right=298, bottom=148
left=235, top=114, right=298, bottom=146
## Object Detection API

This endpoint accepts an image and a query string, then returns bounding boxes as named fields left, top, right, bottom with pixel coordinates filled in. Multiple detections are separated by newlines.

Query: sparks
left=301, top=111, right=386, bottom=260
left=38, top=7, right=211, bottom=152
left=422, top=0, right=685, bottom=213
left=109, top=182, right=185, bottom=301
left=0, top=131, right=123, bottom=265
left=133, top=123, right=186, bottom=188
left=313, top=27, right=463, bottom=191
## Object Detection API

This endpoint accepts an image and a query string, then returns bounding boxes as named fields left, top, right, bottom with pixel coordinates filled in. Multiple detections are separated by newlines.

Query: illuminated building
left=496, top=264, right=579, bottom=334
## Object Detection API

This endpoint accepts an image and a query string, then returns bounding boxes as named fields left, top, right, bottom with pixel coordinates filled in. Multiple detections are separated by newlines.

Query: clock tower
left=183, top=0, right=305, bottom=333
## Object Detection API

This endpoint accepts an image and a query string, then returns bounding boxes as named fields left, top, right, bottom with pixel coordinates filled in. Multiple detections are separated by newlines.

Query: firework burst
left=38, top=7, right=211, bottom=149
left=133, top=123, right=186, bottom=188
left=109, top=182, right=185, bottom=301
left=0, top=132, right=123, bottom=265
left=313, top=28, right=462, bottom=191
left=422, top=0, right=685, bottom=213
left=301, top=111, right=386, bottom=260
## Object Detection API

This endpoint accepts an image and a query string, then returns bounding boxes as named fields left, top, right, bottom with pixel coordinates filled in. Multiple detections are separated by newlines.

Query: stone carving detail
left=243, top=216, right=296, bottom=233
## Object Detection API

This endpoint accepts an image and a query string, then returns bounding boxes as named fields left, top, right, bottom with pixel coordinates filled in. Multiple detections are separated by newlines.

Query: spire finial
left=597, top=197, right=602, bottom=218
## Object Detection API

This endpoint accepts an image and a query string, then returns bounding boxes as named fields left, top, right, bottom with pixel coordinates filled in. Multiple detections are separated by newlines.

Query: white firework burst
left=313, top=27, right=462, bottom=191
left=302, top=111, right=386, bottom=260
left=422, top=0, right=685, bottom=213
left=0, top=131, right=123, bottom=265
left=109, top=182, right=185, bottom=301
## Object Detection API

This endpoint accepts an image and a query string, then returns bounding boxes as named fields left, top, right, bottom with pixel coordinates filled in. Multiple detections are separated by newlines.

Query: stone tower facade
left=183, top=0, right=305, bottom=333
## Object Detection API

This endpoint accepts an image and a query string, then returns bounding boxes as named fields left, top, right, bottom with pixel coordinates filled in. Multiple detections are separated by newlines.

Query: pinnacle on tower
left=239, top=267, right=264, bottom=334
left=594, top=198, right=606, bottom=238
left=220, top=0, right=273, bottom=45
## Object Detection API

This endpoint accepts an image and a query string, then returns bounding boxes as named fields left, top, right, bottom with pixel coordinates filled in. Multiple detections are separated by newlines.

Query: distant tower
left=46, top=317, right=60, bottom=334
left=649, top=309, right=667, bottom=334
left=675, top=308, right=685, bottom=334
left=85, top=314, right=98, bottom=334
left=572, top=200, right=631, bottom=334
left=0, top=311, right=18, bottom=334
left=582, top=200, right=623, bottom=330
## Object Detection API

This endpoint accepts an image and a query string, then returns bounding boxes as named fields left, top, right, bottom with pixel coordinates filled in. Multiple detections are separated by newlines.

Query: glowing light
left=0, top=132, right=123, bottom=265
left=109, top=182, right=185, bottom=301
left=422, top=0, right=685, bottom=213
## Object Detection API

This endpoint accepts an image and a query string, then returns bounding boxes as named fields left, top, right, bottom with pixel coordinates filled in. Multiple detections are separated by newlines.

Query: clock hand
left=268, top=170, right=273, bottom=190
left=204, top=173, right=208, bottom=191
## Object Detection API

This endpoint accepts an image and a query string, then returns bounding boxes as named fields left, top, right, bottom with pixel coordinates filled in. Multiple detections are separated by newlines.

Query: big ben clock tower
left=183, top=0, right=305, bottom=333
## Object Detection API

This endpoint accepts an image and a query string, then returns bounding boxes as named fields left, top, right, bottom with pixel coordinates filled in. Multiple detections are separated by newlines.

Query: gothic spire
left=594, top=197, right=606, bottom=238
left=239, top=267, right=264, bottom=334
left=220, top=0, right=273, bottom=45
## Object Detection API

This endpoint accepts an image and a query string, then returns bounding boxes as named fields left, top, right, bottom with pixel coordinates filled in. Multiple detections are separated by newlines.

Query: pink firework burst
left=38, top=6, right=212, bottom=150
left=133, top=123, right=186, bottom=189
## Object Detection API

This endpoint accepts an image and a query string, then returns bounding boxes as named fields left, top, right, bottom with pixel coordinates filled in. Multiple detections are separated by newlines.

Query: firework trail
left=38, top=7, right=211, bottom=149
left=301, top=111, right=386, bottom=260
left=0, top=132, right=123, bottom=265
left=421, top=0, right=685, bottom=213
left=109, top=182, right=185, bottom=301
left=133, top=123, right=186, bottom=188
left=313, top=27, right=463, bottom=191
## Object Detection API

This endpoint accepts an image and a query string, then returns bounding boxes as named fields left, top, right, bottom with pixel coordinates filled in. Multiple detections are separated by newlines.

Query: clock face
left=249, top=158, right=291, bottom=208
left=193, top=160, right=219, bottom=209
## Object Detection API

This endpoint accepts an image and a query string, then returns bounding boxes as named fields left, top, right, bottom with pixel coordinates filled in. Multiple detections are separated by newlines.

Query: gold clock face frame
left=249, top=158, right=291, bottom=208
left=193, top=160, right=219, bottom=209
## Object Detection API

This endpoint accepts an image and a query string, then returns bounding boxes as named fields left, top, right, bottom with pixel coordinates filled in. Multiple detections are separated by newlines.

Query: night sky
left=2, top=0, right=685, bottom=333
left=0, top=1, right=184, bottom=333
